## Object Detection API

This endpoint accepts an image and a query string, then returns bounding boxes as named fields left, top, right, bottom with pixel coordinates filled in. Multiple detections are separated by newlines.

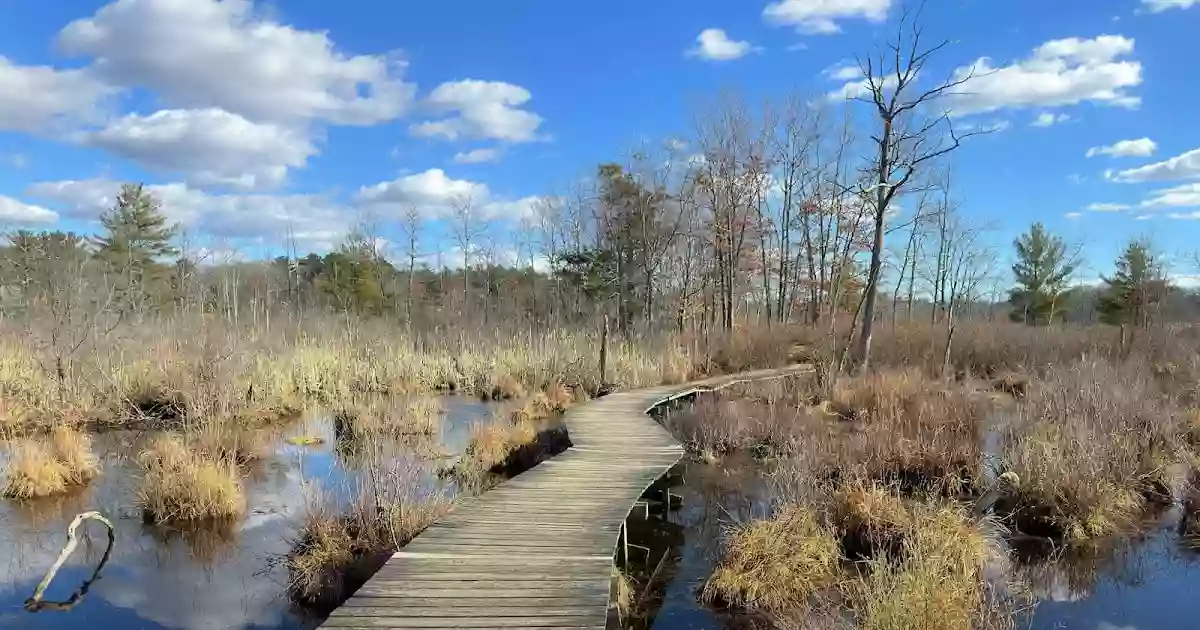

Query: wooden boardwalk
left=321, top=366, right=805, bottom=629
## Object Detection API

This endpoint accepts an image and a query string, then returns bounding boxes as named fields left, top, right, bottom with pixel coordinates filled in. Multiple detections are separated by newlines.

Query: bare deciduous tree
left=850, top=3, right=983, bottom=370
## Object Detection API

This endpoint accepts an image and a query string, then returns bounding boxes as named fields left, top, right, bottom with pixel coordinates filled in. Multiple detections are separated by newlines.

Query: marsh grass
left=665, top=394, right=810, bottom=459
left=335, top=395, right=444, bottom=438
left=287, top=453, right=452, bottom=610
left=999, top=359, right=1186, bottom=540
left=0, top=312, right=728, bottom=439
left=828, top=369, right=989, bottom=494
left=852, top=500, right=1004, bottom=630
left=702, top=504, right=841, bottom=612
left=705, top=473, right=1011, bottom=629
left=452, top=384, right=581, bottom=485
left=137, top=435, right=245, bottom=522
left=2, top=426, right=99, bottom=499
left=720, top=369, right=987, bottom=494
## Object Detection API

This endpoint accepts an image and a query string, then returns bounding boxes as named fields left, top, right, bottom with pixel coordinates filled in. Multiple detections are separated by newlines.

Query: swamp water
left=0, top=398, right=501, bottom=630
left=622, top=455, right=1200, bottom=630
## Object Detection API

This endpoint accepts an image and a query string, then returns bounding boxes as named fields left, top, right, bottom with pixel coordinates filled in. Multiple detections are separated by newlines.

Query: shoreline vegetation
left=677, top=323, right=1200, bottom=630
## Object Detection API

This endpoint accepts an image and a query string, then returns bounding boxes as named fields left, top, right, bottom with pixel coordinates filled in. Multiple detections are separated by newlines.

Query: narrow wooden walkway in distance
left=321, top=366, right=808, bottom=629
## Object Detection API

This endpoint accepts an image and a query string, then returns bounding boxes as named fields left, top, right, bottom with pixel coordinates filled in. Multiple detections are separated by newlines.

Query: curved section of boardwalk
left=321, top=366, right=806, bottom=629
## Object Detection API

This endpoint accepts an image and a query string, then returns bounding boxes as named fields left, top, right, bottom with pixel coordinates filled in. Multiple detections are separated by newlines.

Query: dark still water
left=0, top=399, right=498, bottom=630
left=636, top=459, right=1200, bottom=630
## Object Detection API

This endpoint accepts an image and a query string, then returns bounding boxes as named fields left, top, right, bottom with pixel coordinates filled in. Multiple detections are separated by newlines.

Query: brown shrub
left=829, top=369, right=990, bottom=493
left=999, top=359, right=1186, bottom=540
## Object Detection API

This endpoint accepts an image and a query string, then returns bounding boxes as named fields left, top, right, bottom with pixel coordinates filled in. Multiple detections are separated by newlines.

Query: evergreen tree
left=93, top=184, right=178, bottom=304
left=1098, top=238, right=1168, bottom=327
left=1009, top=222, right=1077, bottom=325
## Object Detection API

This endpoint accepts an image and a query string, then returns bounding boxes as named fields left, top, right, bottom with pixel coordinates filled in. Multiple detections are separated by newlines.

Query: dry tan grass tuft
left=342, top=395, right=444, bottom=437
left=48, top=426, right=100, bottom=485
left=138, top=435, right=245, bottom=522
left=1000, top=359, right=1185, bottom=540
left=2, top=426, right=99, bottom=498
left=287, top=488, right=451, bottom=606
left=702, top=504, right=841, bottom=612
left=853, top=500, right=1000, bottom=630
left=2, top=441, right=70, bottom=499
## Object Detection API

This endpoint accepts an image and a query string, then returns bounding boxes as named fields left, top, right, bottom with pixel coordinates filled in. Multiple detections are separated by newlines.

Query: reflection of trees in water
left=143, top=520, right=240, bottom=570
left=674, top=458, right=774, bottom=565
left=5, top=487, right=93, bottom=529
left=1011, top=535, right=1147, bottom=603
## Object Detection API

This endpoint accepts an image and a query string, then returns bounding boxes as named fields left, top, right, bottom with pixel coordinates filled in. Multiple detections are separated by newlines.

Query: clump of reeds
left=455, top=385, right=578, bottom=481
left=704, top=474, right=1012, bottom=628
left=852, top=499, right=1001, bottom=630
left=2, top=426, right=100, bottom=499
left=825, top=368, right=989, bottom=493
left=338, top=395, right=444, bottom=437
left=664, top=394, right=808, bottom=459
left=138, top=435, right=245, bottom=522
left=702, top=504, right=841, bottom=612
left=288, top=485, right=451, bottom=607
left=999, top=359, right=1185, bottom=540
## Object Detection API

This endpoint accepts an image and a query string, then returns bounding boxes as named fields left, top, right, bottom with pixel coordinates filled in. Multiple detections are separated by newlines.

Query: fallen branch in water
left=25, top=511, right=115, bottom=612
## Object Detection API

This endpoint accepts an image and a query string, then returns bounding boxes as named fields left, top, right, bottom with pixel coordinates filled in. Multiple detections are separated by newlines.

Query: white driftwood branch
left=26, top=511, right=114, bottom=610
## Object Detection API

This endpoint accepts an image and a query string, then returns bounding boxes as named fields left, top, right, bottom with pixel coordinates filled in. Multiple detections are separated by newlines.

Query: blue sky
left=0, top=0, right=1198, bottom=279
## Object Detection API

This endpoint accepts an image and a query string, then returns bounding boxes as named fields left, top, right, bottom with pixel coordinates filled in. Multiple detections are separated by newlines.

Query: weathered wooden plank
left=350, top=587, right=610, bottom=599
left=356, top=581, right=608, bottom=593
left=368, top=571, right=607, bottom=581
left=318, top=366, right=810, bottom=630
left=341, top=597, right=608, bottom=608
left=332, top=607, right=608, bottom=618
left=321, top=616, right=606, bottom=628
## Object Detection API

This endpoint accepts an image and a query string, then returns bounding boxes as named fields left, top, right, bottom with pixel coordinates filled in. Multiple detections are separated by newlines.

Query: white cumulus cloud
left=58, top=0, right=414, bottom=126
left=355, top=169, right=547, bottom=222
left=764, top=0, right=892, bottom=34
left=411, top=80, right=544, bottom=143
left=0, top=196, right=59, bottom=223
left=687, top=29, right=757, bottom=61
left=1108, top=147, right=1200, bottom=183
left=0, top=56, right=114, bottom=132
left=1141, top=183, right=1200, bottom=208
left=945, top=35, right=1142, bottom=116
left=356, top=168, right=489, bottom=215
left=78, top=108, right=317, bottom=191
left=1086, top=137, right=1157, bottom=158
left=27, top=178, right=350, bottom=249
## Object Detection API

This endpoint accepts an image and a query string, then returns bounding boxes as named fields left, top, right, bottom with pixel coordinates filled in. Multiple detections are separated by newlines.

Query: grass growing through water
left=2, top=426, right=99, bottom=499
left=704, top=475, right=1010, bottom=629
left=138, top=435, right=245, bottom=522
left=287, top=451, right=452, bottom=609
left=852, top=499, right=1002, bottom=630
left=702, top=504, right=841, bottom=612
left=998, top=359, right=1186, bottom=540
left=451, top=383, right=582, bottom=485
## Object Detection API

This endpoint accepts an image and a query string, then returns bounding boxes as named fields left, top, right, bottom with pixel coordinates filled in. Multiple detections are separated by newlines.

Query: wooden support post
left=621, top=519, right=629, bottom=567
left=600, top=314, right=609, bottom=387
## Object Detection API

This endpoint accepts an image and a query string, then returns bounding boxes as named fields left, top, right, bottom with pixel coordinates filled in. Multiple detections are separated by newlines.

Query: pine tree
left=1098, top=238, right=1168, bottom=327
left=93, top=183, right=178, bottom=305
left=1009, top=223, right=1077, bottom=325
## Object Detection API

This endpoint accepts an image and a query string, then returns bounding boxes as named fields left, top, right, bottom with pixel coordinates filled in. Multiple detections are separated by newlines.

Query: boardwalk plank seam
left=320, top=366, right=807, bottom=630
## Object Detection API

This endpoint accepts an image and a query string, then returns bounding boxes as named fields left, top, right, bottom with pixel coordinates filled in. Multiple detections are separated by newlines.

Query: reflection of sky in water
left=643, top=460, right=1200, bottom=630
left=0, top=397, right=497, bottom=630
